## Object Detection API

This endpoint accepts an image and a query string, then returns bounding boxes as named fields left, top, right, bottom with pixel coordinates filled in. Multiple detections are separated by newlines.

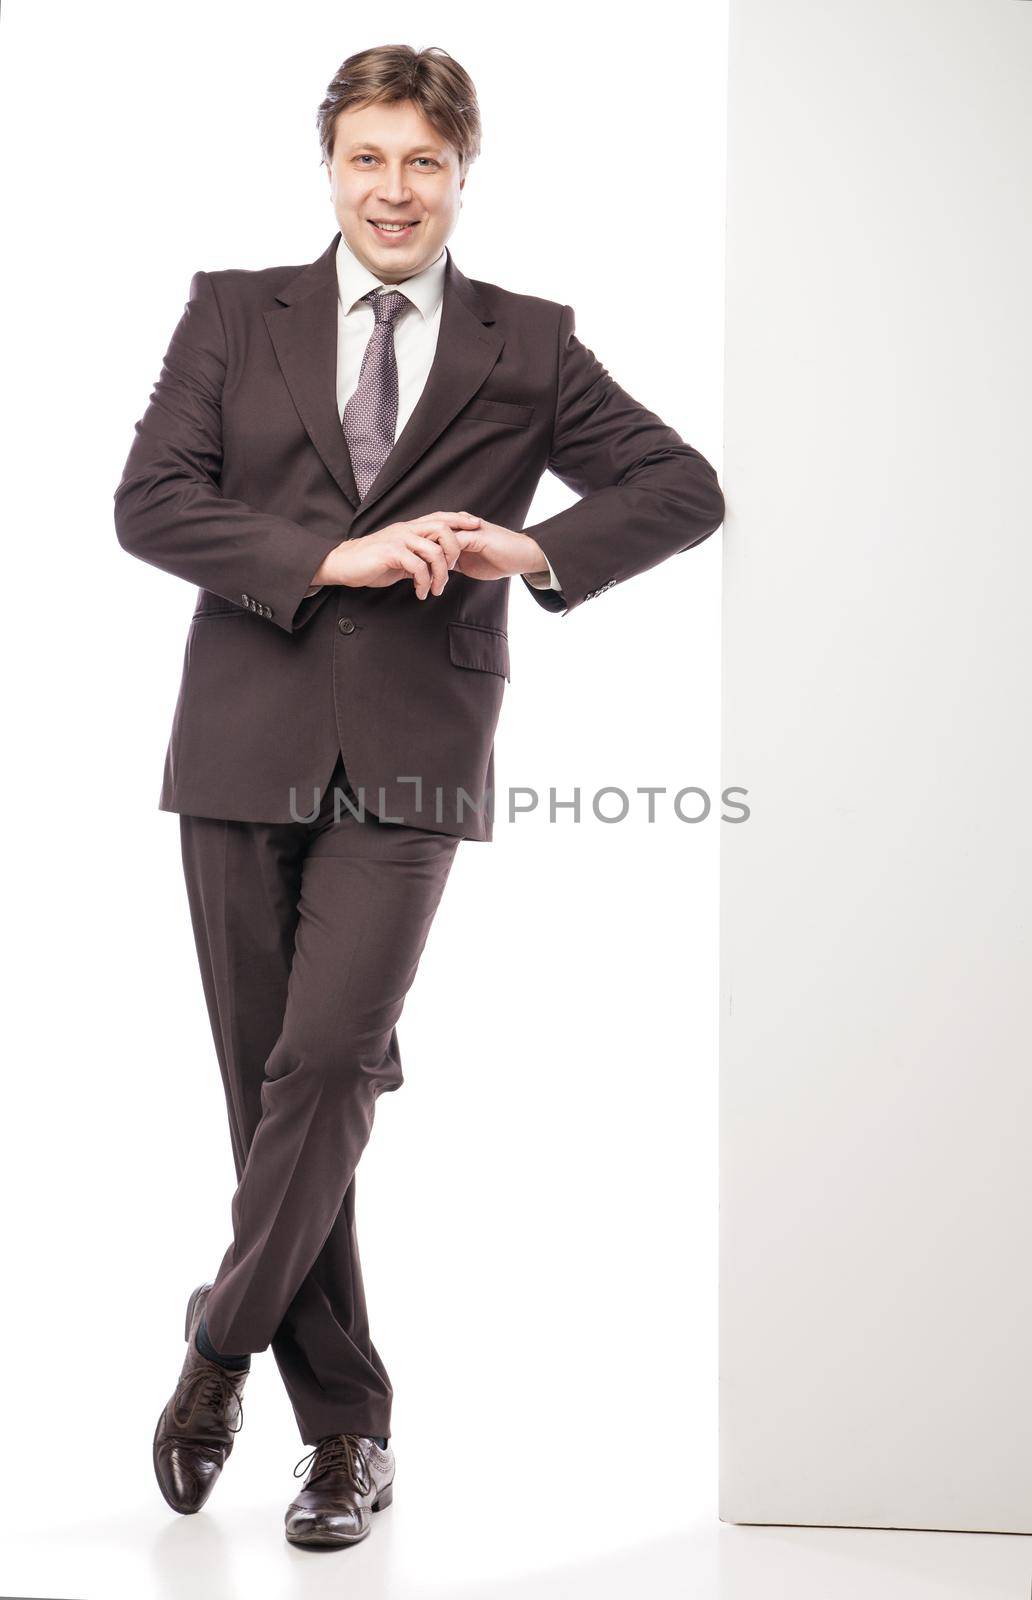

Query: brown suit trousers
left=179, top=754, right=459, bottom=1443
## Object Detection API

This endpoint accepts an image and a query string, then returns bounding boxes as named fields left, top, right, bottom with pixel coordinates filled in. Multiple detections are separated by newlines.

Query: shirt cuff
left=523, top=557, right=562, bottom=592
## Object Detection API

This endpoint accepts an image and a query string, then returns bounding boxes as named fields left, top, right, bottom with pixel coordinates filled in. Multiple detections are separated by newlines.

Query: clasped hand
left=311, top=512, right=548, bottom=600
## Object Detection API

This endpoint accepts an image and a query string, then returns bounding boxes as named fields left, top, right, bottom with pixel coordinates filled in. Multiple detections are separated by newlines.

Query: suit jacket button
left=241, top=592, right=250, bottom=604
left=338, top=617, right=356, bottom=635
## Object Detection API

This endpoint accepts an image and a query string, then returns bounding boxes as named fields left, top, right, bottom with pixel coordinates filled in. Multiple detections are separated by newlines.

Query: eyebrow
left=344, top=141, right=444, bottom=157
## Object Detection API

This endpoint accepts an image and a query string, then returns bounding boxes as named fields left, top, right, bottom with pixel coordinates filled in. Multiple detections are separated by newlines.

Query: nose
left=376, top=164, right=414, bottom=208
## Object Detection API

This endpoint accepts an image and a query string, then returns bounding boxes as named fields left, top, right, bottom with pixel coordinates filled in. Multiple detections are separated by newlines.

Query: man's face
left=326, top=99, right=464, bottom=283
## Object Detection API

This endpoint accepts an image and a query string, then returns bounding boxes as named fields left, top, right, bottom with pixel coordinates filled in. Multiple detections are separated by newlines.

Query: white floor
left=3, top=1497, right=1031, bottom=1600
left=2, top=1365, right=1029, bottom=1600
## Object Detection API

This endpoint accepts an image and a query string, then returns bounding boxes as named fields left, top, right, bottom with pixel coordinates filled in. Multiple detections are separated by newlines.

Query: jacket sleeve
left=113, top=270, right=339, bottom=633
left=520, top=303, right=725, bottom=616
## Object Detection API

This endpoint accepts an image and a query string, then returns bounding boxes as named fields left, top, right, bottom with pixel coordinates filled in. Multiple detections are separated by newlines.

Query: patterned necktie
left=342, top=287, right=411, bottom=500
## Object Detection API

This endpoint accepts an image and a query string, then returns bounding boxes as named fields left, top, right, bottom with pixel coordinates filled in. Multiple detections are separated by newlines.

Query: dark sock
left=196, top=1312, right=251, bottom=1371
left=373, top=1436, right=388, bottom=1449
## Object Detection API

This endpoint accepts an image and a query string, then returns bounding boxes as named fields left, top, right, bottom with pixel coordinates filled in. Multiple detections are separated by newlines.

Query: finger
left=408, top=534, right=451, bottom=594
left=396, top=548, right=434, bottom=601
left=431, top=510, right=481, bottom=526
left=416, top=524, right=464, bottom=569
left=412, top=518, right=457, bottom=538
left=419, top=527, right=462, bottom=569
left=411, top=517, right=479, bottom=551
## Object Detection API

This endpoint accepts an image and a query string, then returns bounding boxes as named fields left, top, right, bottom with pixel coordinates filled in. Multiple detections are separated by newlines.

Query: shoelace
left=293, top=1432, right=371, bottom=1493
left=171, top=1361, right=245, bottom=1434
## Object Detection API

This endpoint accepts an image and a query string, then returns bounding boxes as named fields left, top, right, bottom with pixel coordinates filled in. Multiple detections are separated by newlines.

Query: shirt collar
left=335, top=233, right=448, bottom=323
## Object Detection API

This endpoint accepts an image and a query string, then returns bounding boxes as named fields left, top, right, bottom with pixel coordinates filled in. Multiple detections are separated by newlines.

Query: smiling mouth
left=368, top=219, right=420, bottom=234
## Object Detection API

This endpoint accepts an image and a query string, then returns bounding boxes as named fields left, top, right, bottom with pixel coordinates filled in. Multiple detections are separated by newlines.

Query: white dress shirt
left=303, top=236, right=562, bottom=598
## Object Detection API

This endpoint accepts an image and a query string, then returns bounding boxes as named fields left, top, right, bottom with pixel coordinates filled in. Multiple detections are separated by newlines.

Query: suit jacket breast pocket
left=457, top=398, right=534, bottom=429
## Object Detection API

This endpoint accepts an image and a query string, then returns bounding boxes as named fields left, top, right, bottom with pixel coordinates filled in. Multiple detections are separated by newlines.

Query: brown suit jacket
left=114, top=232, right=725, bottom=841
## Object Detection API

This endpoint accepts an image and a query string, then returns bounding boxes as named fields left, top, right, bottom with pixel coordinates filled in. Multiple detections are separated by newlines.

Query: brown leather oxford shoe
left=284, top=1433, right=395, bottom=1549
left=152, top=1282, right=248, bottom=1514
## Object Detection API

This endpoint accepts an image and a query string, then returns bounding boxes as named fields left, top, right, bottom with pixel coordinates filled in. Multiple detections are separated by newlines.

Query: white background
left=719, top=0, right=1032, bottom=1537
left=0, top=2, right=728, bottom=1595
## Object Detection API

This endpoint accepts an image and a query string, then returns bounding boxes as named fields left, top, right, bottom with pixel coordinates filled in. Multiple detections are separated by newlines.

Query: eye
left=414, top=157, right=439, bottom=169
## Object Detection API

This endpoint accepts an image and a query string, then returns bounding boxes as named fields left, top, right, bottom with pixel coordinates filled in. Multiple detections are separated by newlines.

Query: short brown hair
left=317, top=45, right=481, bottom=175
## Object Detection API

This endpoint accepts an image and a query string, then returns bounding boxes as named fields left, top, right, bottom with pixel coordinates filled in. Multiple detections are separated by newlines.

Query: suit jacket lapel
left=264, top=235, right=358, bottom=506
left=355, top=251, right=505, bottom=521
left=263, top=234, right=505, bottom=521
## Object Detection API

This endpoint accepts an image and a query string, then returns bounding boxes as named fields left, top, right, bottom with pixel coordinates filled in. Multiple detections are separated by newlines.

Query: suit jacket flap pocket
left=448, top=621, right=511, bottom=681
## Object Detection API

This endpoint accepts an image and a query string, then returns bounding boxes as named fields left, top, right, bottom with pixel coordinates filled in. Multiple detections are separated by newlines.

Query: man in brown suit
left=115, top=43, right=724, bottom=1550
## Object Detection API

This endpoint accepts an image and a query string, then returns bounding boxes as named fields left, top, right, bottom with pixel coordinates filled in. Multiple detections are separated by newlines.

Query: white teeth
left=372, top=222, right=412, bottom=232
